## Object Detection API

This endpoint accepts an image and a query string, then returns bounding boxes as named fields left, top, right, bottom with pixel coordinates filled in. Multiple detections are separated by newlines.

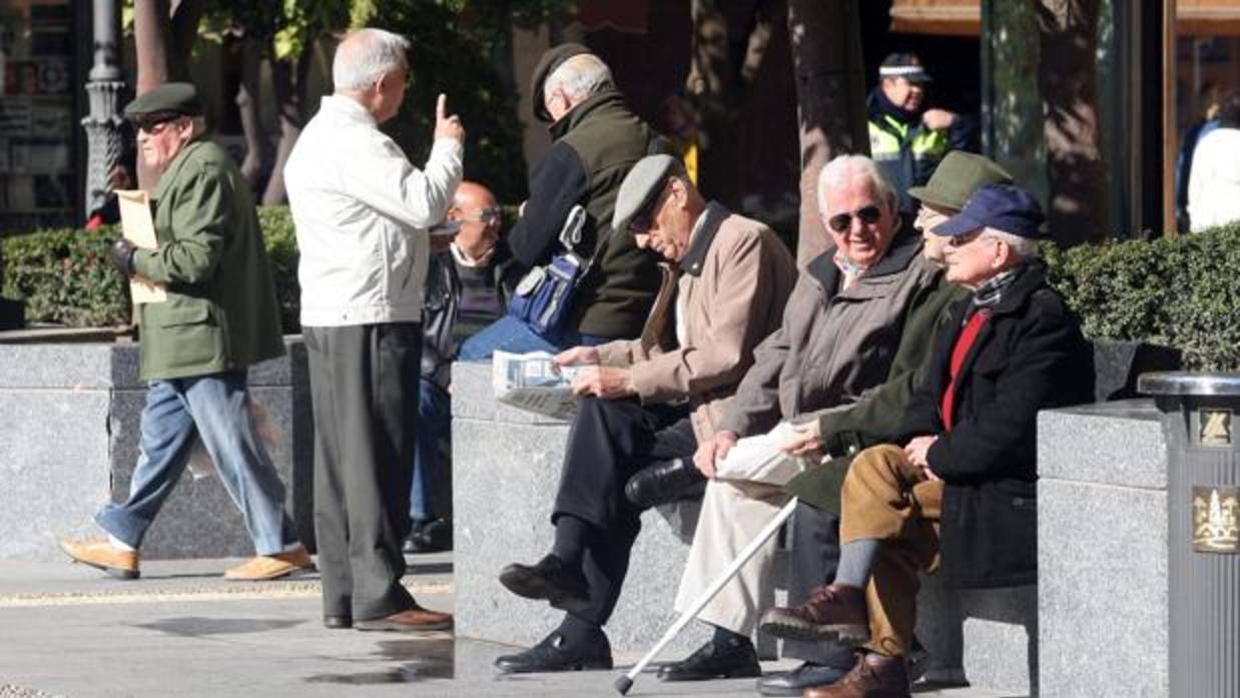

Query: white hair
left=543, top=54, right=614, bottom=103
left=981, top=227, right=1040, bottom=259
left=816, top=154, right=898, bottom=216
left=333, top=28, right=411, bottom=91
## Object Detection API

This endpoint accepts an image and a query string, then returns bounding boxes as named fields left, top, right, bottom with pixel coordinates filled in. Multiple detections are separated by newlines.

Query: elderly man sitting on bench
left=759, top=183, right=1094, bottom=698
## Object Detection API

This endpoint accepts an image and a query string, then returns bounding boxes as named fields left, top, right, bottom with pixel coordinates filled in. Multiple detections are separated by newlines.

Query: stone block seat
left=0, top=335, right=315, bottom=561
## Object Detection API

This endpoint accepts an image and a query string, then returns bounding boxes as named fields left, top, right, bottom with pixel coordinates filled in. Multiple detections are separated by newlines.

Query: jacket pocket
left=156, top=303, right=210, bottom=327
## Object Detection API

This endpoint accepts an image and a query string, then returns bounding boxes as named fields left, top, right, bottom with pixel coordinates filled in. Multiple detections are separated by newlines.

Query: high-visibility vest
left=869, top=114, right=950, bottom=212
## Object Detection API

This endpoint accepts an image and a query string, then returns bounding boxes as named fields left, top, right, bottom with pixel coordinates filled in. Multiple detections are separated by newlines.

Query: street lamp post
left=82, top=0, right=127, bottom=215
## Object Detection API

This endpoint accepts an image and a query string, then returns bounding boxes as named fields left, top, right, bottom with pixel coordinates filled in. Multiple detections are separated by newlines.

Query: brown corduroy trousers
left=839, top=444, right=944, bottom=657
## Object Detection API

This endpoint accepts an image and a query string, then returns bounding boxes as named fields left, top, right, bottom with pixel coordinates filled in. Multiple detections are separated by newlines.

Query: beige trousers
left=673, top=426, right=807, bottom=635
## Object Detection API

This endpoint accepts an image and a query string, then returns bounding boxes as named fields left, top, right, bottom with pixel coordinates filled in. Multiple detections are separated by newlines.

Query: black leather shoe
left=624, top=458, right=707, bottom=509
left=323, top=615, right=352, bottom=629
left=756, top=661, right=848, bottom=696
left=499, top=555, right=590, bottom=614
left=657, top=638, right=761, bottom=682
left=404, top=518, right=453, bottom=553
left=494, top=630, right=613, bottom=673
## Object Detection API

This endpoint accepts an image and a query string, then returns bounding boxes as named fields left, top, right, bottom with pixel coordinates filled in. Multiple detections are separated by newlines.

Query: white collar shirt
left=285, top=94, right=464, bottom=326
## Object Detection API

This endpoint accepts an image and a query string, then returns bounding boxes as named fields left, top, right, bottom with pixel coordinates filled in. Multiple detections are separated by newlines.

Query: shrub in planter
left=1045, top=224, right=1240, bottom=371
left=1, top=207, right=302, bottom=333
left=1, top=226, right=130, bottom=327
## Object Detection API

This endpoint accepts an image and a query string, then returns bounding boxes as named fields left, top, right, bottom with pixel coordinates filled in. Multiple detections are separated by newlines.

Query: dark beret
left=529, top=43, right=592, bottom=123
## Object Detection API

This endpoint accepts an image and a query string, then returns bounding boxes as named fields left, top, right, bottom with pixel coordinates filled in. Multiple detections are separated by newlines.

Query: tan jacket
left=717, top=234, right=941, bottom=438
left=595, top=203, right=797, bottom=443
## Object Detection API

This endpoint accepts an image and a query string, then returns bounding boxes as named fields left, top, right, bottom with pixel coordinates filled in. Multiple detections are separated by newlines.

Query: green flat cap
left=908, top=151, right=1012, bottom=212
left=614, top=154, right=682, bottom=233
left=123, top=82, right=203, bottom=120
left=530, top=43, right=592, bottom=123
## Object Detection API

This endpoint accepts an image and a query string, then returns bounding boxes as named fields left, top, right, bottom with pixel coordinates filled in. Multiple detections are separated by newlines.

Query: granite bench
left=0, top=336, right=315, bottom=560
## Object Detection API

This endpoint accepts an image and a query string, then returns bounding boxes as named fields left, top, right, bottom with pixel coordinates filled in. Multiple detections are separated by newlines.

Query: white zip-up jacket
left=285, top=95, right=463, bottom=326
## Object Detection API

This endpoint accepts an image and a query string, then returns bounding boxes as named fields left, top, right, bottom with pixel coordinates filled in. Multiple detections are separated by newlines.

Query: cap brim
left=932, top=213, right=983, bottom=237
left=907, top=186, right=957, bottom=213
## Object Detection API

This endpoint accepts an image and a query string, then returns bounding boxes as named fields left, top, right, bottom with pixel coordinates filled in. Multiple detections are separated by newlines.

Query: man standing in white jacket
left=285, top=27, right=464, bottom=632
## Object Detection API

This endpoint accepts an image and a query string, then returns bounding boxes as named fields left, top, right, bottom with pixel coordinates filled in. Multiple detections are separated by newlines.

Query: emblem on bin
left=1199, top=408, right=1232, bottom=447
left=1192, top=486, right=1240, bottom=553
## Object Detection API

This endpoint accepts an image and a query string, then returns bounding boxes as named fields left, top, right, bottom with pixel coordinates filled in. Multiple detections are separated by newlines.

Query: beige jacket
left=717, top=234, right=941, bottom=438
left=595, top=203, right=797, bottom=443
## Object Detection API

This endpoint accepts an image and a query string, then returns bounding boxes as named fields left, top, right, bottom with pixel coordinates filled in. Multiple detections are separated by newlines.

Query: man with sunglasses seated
left=758, top=184, right=1093, bottom=698
left=407, top=181, right=524, bottom=553
left=494, top=154, right=797, bottom=674
left=646, top=155, right=943, bottom=685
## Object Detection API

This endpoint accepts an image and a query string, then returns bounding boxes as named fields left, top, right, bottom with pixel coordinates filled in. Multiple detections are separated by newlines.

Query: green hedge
left=1, top=207, right=302, bottom=332
left=3, top=211, right=1239, bottom=370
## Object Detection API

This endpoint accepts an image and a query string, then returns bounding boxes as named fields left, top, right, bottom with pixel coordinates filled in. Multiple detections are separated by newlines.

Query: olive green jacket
left=784, top=275, right=967, bottom=512
left=131, top=139, right=284, bottom=381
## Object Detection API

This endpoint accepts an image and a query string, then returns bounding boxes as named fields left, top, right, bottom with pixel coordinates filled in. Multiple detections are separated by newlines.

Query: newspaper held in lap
left=492, top=350, right=588, bottom=420
left=714, top=421, right=810, bottom=486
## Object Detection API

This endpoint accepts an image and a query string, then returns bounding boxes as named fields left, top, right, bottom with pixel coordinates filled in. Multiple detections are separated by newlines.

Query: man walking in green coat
left=61, top=82, right=311, bottom=582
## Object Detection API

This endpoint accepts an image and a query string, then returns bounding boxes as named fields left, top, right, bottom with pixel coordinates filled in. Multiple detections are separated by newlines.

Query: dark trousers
left=552, top=397, right=697, bottom=626
left=304, top=323, right=421, bottom=622
left=783, top=500, right=853, bottom=667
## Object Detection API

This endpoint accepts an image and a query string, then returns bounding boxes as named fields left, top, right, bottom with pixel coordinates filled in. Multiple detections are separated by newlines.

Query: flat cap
left=614, top=154, right=681, bottom=233
left=123, top=82, right=202, bottom=120
left=529, top=43, right=592, bottom=123
left=908, top=151, right=1013, bottom=212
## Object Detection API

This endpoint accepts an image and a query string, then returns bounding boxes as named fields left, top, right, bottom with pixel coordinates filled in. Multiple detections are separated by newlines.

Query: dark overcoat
left=896, top=260, right=1094, bottom=589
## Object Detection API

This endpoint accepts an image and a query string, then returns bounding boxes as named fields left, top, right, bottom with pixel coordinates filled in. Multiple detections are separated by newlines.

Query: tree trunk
left=236, top=38, right=271, bottom=191
left=787, top=0, right=868, bottom=267
left=262, top=41, right=315, bottom=205
left=132, top=0, right=203, bottom=190
left=1037, top=0, right=1107, bottom=246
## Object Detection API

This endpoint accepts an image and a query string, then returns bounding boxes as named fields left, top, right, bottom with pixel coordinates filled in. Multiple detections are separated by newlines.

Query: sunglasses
left=133, top=113, right=184, bottom=135
left=827, top=204, right=882, bottom=233
left=946, top=231, right=997, bottom=247
left=461, top=207, right=502, bottom=223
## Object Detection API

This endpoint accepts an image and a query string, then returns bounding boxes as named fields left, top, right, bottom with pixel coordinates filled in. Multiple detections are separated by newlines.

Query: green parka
left=131, top=139, right=284, bottom=381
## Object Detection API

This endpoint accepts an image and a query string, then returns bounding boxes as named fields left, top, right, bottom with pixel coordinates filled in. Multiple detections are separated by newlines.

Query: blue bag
left=508, top=205, right=592, bottom=338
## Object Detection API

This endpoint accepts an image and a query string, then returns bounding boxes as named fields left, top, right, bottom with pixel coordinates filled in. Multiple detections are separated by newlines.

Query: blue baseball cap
left=932, top=183, right=1046, bottom=239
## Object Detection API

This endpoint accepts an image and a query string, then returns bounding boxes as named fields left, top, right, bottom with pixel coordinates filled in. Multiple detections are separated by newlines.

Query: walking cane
left=614, top=497, right=800, bottom=695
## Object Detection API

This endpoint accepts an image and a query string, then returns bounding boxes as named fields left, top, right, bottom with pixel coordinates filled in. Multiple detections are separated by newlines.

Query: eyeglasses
left=947, top=231, right=997, bottom=248
left=827, top=204, right=882, bottom=233
left=134, top=114, right=183, bottom=135
left=460, top=207, right=502, bottom=223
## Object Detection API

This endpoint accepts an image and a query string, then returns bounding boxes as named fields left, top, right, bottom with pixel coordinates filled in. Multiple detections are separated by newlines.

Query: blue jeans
left=457, top=315, right=609, bottom=360
left=95, top=371, right=298, bottom=555
left=410, top=377, right=451, bottom=522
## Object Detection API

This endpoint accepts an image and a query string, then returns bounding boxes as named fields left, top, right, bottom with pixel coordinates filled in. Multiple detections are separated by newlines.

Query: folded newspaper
left=714, top=421, right=810, bottom=486
left=492, top=350, right=588, bottom=419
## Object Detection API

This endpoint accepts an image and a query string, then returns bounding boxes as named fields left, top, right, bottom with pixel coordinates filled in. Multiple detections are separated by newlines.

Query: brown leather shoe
left=60, top=538, right=140, bottom=580
left=759, top=583, right=869, bottom=645
left=354, top=606, right=453, bottom=632
left=803, top=652, right=910, bottom=698
left=224, top=546, right=315, bottom=581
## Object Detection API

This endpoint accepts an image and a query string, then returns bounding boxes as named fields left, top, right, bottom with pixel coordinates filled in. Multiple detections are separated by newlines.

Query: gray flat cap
left=613, top=154, right=681, bottom=233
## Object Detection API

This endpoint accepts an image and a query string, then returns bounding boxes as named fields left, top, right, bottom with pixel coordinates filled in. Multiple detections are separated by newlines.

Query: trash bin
left=1138, top=371, right=1240, bottom=698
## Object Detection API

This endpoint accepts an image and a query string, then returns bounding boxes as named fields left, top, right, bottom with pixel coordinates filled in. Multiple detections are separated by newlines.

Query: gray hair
left=816, top=154, right=898, bottom=216
left=543, top=54, right=614, bottom=103
left=333, top=28, right=411, bottom=91
left=981, top=227, right=1040, bottom=259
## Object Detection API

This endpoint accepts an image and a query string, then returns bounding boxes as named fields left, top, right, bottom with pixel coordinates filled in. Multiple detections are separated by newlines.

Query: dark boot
left=758, top=583, right=869, bottom=645
left=802, top=652, right=910, bottom=698
left=499, top=554, right=590, bottom=614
